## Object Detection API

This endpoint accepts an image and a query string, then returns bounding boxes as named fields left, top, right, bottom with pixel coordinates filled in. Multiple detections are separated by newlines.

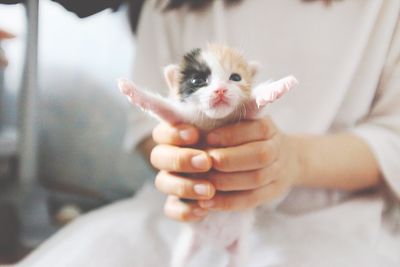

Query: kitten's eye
left=191, top=77, right=207, bottom=86
left=229, top=73, right=242, bottom=82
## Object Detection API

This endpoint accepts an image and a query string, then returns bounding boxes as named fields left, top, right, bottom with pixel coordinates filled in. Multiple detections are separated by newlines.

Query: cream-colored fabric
left=18, top=1, right=400, bottom=266
left=17, top=184, right=399, bottom=267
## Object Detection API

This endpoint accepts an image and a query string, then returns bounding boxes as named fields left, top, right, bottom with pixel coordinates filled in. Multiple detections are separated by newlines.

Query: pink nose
left=215, top=88, right=227, bottom=96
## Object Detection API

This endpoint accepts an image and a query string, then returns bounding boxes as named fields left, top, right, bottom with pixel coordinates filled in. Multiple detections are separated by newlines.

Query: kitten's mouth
left=210, top=97, right=230, bottom=108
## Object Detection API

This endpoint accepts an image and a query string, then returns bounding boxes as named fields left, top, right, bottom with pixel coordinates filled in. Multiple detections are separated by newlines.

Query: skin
left=0, top=28, right=15, bottom=67
left=0, top=29, right=15, bottom=40
left=148, top=117, right=382, bottom=222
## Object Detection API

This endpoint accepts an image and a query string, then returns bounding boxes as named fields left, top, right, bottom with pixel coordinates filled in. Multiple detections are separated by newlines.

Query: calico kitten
left=118, top=44, right=298, bottom=267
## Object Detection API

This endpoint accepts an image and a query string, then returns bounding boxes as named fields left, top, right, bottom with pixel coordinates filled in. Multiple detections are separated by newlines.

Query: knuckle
left=253, top=169, right=266, bottom=186
left=178, top=207, right=192, bottom=221
left=172, top=153, right=185, bottom=171
left=152, top=123, right=167, bottom=143
left=221, top=130, right=234, bottom=146
left=256, top=144, right=270, bottom=166
left=163, top=200, right=175, bottom=219
left=154, top=172, right=164, bottom=190
left=216, top=181, right=228, bottom=191
left=176, top=206, right=193, bottom=221
left=151, top=127, right=160, bottom=143
left=209, top=173, right=226, bottom=191
left=176, top=180, right=192, bottom=197
left=269, top=141, right=279, bottom=162
left=271, top=153, right=281, bottom=170
left=258, top=119, right=270, bottom=139
left=211, top=151, right=229, bottom=170
left=216, top=180, right=229, bottom=191
left=149, top=146, right=159, bottom=168
left=176, top=183, right=185, bottom=197
left=164, top=198, right=190, bottom=221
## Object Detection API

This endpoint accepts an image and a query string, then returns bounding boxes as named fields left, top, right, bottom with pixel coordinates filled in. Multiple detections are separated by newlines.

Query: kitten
left=118, top=44, right=298, bottom=267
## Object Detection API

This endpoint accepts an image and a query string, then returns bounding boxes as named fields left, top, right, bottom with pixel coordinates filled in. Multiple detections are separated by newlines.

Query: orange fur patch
left=206, top=43, right=254, bottom=95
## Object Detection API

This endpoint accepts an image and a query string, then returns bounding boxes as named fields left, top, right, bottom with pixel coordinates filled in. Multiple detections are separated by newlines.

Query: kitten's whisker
left=233, top=106, right=240, bottom=122
left=241, top=103, right=247, bottom=120
left=237, top=106, right=243, bottom=122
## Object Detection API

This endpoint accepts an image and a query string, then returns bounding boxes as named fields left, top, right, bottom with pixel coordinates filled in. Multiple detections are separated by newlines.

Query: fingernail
left=207, top=133, right=220, bottom=145
left=191, top=154, right=209, bottom=170
left=194, top=184, right=211, bottom=196
left=193, top=208, right=207, bottom=217
left=179, top=128, right=195, bottom=142
left=199, top=200, right=214, bottom=208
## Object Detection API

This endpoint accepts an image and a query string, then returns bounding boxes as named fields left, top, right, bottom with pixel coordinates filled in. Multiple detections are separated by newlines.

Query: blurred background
left=0, top=0, right=151, bottom=263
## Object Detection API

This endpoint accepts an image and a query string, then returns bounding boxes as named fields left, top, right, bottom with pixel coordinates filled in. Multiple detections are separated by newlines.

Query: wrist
left=288, top=135, right=312, bottom=187
left=286, top=133, right=382, bottom=191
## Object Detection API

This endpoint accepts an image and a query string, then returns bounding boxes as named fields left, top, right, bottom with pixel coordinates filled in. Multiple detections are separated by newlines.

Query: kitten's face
left=174, top=44, right=258, bottom=119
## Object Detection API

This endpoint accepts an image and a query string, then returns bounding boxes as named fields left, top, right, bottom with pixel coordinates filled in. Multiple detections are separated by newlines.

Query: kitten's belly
left=192, top=210, right=255, bottom=246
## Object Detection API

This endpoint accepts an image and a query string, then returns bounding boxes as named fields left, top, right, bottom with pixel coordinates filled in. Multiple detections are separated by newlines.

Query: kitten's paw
left=117, top=78, right=137, bottom=98
left=254, top=75, right=298, bottom=108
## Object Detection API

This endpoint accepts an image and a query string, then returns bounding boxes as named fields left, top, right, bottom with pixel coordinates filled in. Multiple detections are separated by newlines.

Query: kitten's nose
left=214, top=88, right=227, bottom=96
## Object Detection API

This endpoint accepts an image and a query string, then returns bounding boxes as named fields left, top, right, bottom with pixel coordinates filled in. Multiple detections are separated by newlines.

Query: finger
left=151, top=144, right=212, bottom=172
left=0, top=29, right=15, bottom=40
left=155, top=171, right=215, bottom=200
left=207, top=117, right=277, bottom=147
left=198, top=182, right=283, bottom=211
left=208, top=140, right=277, bottom=172
left=164, top=196, right=208, bottom=222
left=152, top=123, right=199, bottom=146
left=208, top=165, right=278, bottom=191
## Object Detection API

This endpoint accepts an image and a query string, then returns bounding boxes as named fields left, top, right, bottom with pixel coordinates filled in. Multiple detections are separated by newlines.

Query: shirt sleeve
left=123, top=0, right=183, bottom=151
left=351, top=19, right=400, bottom=198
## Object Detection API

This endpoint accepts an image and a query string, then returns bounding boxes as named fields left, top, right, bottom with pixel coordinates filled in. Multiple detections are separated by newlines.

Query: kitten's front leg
left=253, top=75, right=298, bottom=108
left=226, top=236, right=248, bottom=267
left=245, top=75, right=298, bottom=119
left=118, top=78, right=186, bottom=125
left=171, top=226, right=201, bottom=267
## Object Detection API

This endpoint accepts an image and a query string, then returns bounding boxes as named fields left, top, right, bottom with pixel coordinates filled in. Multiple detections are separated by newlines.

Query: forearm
left=294, top=133, right=382, bottom=191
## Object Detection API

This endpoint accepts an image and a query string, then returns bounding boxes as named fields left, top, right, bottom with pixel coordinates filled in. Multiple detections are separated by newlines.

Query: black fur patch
left=179, top=48, right=211, bottom=100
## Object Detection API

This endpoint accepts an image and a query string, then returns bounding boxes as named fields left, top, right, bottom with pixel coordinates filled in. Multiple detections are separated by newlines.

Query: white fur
left=172, top=211, right=254, bottom=267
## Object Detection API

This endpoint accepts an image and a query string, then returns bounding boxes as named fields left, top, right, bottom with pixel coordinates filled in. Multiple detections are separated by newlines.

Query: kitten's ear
left=248, top=61, right=260, bottom=78
left=164, top=64, right=180, bottom=96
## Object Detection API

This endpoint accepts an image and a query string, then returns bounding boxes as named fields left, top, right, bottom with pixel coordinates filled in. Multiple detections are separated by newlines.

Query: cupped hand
left=151, top=117, right=303, bottom=222
left=151, top=123, right=216, bottom=222
left=200, top=117, right=302, bottom=211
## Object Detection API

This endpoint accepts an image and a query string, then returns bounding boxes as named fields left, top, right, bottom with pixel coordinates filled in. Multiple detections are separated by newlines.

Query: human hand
left=151, top=117, right=303, bottom=221
left=199, top=117, right=302, bottom=211
left=151, top=123, right=216, bottom=222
